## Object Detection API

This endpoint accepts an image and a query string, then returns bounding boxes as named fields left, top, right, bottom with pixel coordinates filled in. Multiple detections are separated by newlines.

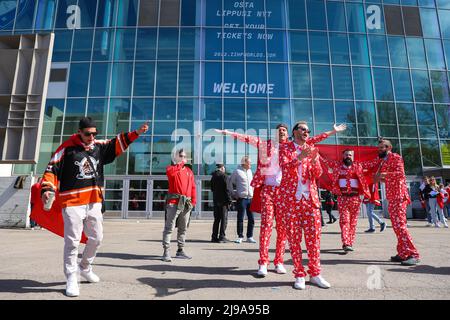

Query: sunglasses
left=296, top=127, right=311, bottom=134
left=82, top=131, right=98, bottom=137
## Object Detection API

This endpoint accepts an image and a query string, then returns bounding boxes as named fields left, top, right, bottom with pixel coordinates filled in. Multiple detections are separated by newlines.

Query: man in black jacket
left=210, top=163, right=232, bottom=243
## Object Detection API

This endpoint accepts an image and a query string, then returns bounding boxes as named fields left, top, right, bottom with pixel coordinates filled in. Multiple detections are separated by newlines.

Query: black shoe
left=343, top=245, right=354, bottom=252
left=219, top=238, right=230, bottom=243
left=364, top=228, right=376, bottom=233
left=380, top=222, right=386, bottom=232
left=175, top=250, right=192, bottom=259
left=390, top=255, right=405, bottom=262
left=401, top=256, right=420, bottom=266
left=211, top=238, right=220, bottom=243
left=326, top=221, right=333, bottom=224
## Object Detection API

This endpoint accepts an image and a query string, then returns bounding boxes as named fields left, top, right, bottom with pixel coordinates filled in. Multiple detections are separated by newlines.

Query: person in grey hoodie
left=229, top=156, right=255, bottom=243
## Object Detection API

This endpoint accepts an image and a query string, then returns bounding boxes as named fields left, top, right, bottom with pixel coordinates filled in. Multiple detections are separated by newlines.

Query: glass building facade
left=1, top=0, right=449, bottom=217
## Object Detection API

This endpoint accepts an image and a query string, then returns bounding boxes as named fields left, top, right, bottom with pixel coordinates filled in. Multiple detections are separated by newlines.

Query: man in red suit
left=367, top=139, right=420, bottom=266
left=321, top=149, right=371, bottom=253
left=278, top=121, right=346, bottom=290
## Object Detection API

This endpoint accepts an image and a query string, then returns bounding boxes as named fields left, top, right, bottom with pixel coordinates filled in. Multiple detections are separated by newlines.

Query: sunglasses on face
left=297, top=127, right=311, bottom=134
left=82, top=131, right=98, bottom=137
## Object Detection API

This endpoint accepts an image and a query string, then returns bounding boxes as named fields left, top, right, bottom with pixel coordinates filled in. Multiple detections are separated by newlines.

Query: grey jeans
left=162, top=203, right=192, bottom=250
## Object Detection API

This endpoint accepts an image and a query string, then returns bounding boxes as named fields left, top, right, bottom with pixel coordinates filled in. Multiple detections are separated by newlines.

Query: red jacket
left=279, top=141, right=323, bottom=208
left=437, top=189, right=448, bottom=209
left=166, top=163, right=196, bottom=206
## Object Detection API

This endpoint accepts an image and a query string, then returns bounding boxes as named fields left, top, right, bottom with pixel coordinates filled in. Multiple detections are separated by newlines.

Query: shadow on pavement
left=0, top=279, right=65, bottom=294
left=136, top=277, right=293, bottom=297
left=95, top=252, right=162, bottom=261
left=387, top=265, right=450, bottom=275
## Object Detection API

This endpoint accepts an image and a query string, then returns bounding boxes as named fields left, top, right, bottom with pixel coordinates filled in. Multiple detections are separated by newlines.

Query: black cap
left=216, top=163, right=224, bottom=169
left=276, top=123, right=288, bottom=131
left=79, top=117, right=97, bottom=129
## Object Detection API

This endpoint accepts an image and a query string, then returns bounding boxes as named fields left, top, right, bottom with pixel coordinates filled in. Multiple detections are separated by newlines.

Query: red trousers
left=258, top=185, right=287, bottom=266
left=388, top=200, right=420, bottom=259
left=283, top=198, right=322, bottom=278
left=338, top=196, right=362, bottom=247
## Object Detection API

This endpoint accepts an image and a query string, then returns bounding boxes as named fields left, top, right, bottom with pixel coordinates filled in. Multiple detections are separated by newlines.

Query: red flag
left=30, top=183, right=88, bottom=244
left=250, top=186, right=262, bottom=214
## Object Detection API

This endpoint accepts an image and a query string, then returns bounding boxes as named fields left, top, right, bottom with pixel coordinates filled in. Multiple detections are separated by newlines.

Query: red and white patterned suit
left=321, top=158, right=371, bottom=247
left=376, top=153, right=420, bottom=259
left=278, top=141, right=324, bottom=278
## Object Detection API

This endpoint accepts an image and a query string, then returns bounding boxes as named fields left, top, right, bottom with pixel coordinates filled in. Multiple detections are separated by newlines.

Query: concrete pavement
left=0, top=219, right=449, bottom=300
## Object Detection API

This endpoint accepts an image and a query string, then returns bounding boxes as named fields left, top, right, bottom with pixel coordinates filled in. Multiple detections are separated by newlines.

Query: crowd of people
left=33, top=116, right=433, bottom=297
left=419, top=176, right=450, bottom=228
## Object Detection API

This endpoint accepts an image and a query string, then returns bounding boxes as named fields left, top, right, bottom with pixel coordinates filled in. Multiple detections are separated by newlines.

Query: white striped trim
left=50, top=148, right=65, bottom=163
left=116, top=133, right=125, bottom=152
left=59, top=186, right=103, bottom=197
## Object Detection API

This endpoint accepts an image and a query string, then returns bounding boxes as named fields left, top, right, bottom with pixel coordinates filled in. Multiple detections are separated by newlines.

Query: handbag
left=83, top=152, right=106, bottom=213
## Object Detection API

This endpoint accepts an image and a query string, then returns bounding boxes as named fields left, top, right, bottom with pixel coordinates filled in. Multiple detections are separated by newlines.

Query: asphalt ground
left=0, top=218, right=449, bottom=300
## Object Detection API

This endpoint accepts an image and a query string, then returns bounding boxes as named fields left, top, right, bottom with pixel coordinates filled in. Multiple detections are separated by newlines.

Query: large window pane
left=346, top=3, right=366, bottom=32
left=314, top=100, right=335, bottom=131
left=396, top=103, right=418, bottom=138
left=369, top=35, right=389, bottom=67
left=108, top=98, right=131, bottom=134
left=178, top=62, right=197, bottom=96
left=158, top=28, right=179, bottom=60
left=268, top=64, right=289, bottom=98
left=87, top=98, right=108, bottom=133
left=269, top=100, right=290, bottom=126
left=206, top=0, right=221, bottom=26
left=97, top=0, right=116, bottom=27
left=180, top=28, right=196, bottom=60
left=411, top=70, right=432, bottom=102
left=89, top=63, right=112, bottom=97
left=288, top=0, right=306, bottom=29
left=156, top=62, right=177, bottom=96
left=335, top=102, right=357, bottom=136
left=307, top=0, right=326, bottom=30
left=52, top=30, right=73, bottom=62
left=401, top=139, right=422, bottom=175
left=132, top=98, right=153, bottom=122
left=154, top=98, right=176, bottom=134
left=136, top=28, right=157, bottom=60
left=332, top=66, right=353, bottom=100
left=435, top=104, right=450, bottom=139
left=289, top=31, right=309, bottom=62
left=68, top=63, right=89, bottom=97
left=349, top=34, right=370, bottom=66
left=114, top=28, right=136, bottom=60
left=34, top=0, right=57, bottom=30
left=181, top=0, right=196, bottom=26
left=246, top=63, right=268, bottom=98
left=356, top=102, right=377, bottom=137
left=425, top=39, right=446, bottom=69
left=439, top=9, right=450, bottom=38
left=377, top=102, right=398, bottom=137
left=392, top=69, right=413, bottom=101
left=421, top=139, right=442, bottom=167
left=311, top=65, right=332, bottom=99
left=293, top=100, right=313, bottom=124
left=15, top=0, right=35, bottom=30
left=430, top=71, right=450, bottom=103
left=111, top=62, right=133, bottom=96
left=138, top=0, right=158, bottom=26
left=420, top=8, right=441, bottom=38
left=128, top=136, right=151, bottom=174
left=133, top=62, right=155, bottom=96
left=77, top=0, right=98, bottom=28
left=92, top=29, right=115, bottom=61
left=71, top=29, right=93, bottom=61
left=116, top=0, right=138, bottom=26
left=329, top=33, right=350, bottom=64
left=388, top=36, right=408, bottom=68
left=353, top=67, right=374, bottom=100
left=406, top=38, right=427, bottom=69
left=327, top=1, right=346, bottom=32
left=416, top=104, right=437, bottom=139
left=291, top=65, right=311, bottom=98
left=373, top=68, right=394, bottom=101
left=267, top=30, right=288, bottom=62
left=309, top=32, right=329, bottom=63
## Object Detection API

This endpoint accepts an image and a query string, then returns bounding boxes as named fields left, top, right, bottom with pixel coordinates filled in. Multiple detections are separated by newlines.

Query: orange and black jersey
left=41, top=132, right=139, bottom=208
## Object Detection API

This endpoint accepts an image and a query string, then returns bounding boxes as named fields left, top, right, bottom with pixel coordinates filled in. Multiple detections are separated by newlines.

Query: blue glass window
left=223, top=0, right=243, bottom=26
left=420, top=8, right=441, bottom=38
left=406, top=38, right=427, bottom=69
left=224, top=99, right=245, bottom=121
left=245, top=30, right=266, bottom=62
left=52, top=30, right=73, bottom=62
left=444, top=40, right=450, bottom=69
left=289, top=31, right=309, bottom=63
left=111, top=62, right=133, bottom=96
left=71, top=29, right=93, bottom=61
left=158, top=28, right=179, bottom=60
left=15, top=0, right=36, bottom=29
left=178, top=98, right=195, bottom=121
left=329, top=33, right=350, bottom=64
left=438, top=9, right=450, bottom=38
left=288, top=0, right=306, bottom=29
left=349, top=34, right=370, bottom=66
left=0, top=1, right=17, bottom=31
left=307, top=0, right=326, bottom=30
left=97, top=0, right=115, bottom=28
left=224, top=62, right=245, bottom=97
left=332, top=66, right=354, bottom=100
left=108, top=98, right=131, bottom=134
left=388, top=36, right=408, bottom=68
left=89, top=63, right=112, bottom=97
left=425, top=39, right=446, bottom=69
left=269, top=100, right=291, bottom=125
left=268, top=64, right=289, bottom=98
left=87, top=98, right=108, bottom=132
left=366, top=3, right=385, bottom=34
left=430, top=71, right=450, bottom=103
left=266, top=0, right=286, bottom=28
left=411, top=70, right=432, bottom=102
left=335, top=102, right=357, bottom=136
left=373, top=68, right=394, bottom=101
left=247, top=98, right=268, bottom=122
left=68, top=63, right=89, bottom=97
left=205, top=28, right=222, bottom=61
left=309, top=32, right=329, bottom=63
left=223, top=28, right=245, bottom=61
left=314, top=100, right=334, bottom=125
left=369, top=35, right=389, bottom=66
left=78, top=0, right=97, bottom=28
left=65, top=98, right=86, bottom=115
left=246, top=63, right=268, bottom=98
left=203, top=98, right=222, bottom=123
left=293, top=100, right=313, bottom=124
left=116, top=0, right=138, bottom=26
left=392, top=69, right=413, bottom=101
left=353, top=67, right=374, bottom=100
left=356, top=102, right=377, bottom=137
left=346, top=3, right=366, bottom=32
left=153, top=100, right=176, bottom=135
left=205, top=0, right=221, bottom=26
left=416, top=104, right=438, bottom=139
left=114, top=28, right=136, bottom=61
left=181, top=0, right=197, bottom=26
left=156, top=62, right=177, bottom=96
left=396, top=103, right=418, bottom=138
left=377, top=102, right=398, bottom=137
left=435, top=104, right=450, bottom=139
left=291, top=65, right=311, bottom=98
left=136, top=28, right=157, bottom=60
left=133, top=62, right=155, bottom=96
left=180, top=28, right=196, bottom=60
left=311, top=65, right=332, bottom=99
left=419, top=0, right=436, bottom=7
left=92, top=29, right=115, bottom=61
left=327, top=1, right=346, bottom=32
left=178, top=62, right=197, bottom=96
left=437, top=0, right=450, bottom=8
left=402, top=0, right=418, bottom=5
left=204, top=62, right=222, bottom=97
left=267, top=30, right=288, bottom=62
left=132, top=98, right=153, bottom=121
left=35, top=0, right=57, bottom=30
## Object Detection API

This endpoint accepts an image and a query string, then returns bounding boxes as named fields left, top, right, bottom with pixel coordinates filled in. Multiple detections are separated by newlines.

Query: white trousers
left=62, top=203, right=103, bottom=277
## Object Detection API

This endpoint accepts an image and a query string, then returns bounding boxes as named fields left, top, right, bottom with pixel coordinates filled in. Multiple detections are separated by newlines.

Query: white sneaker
left=294, top=277, right=306, bottom=290
left=310, top=275, right=331, bottom=289
left=79, top=266, right=100, bottom=283
left=444, top=223, right=449, bottom=228
left=434, top=223, right=441, bottom=228
left=65, top=273, right=79, bottom=297
left=426, top=223, right=433, bottom=227
left=275, top=264, right=287, bottom=274
left=257, top=264, right=268, bottom=277
left=246, top=237, right=257, bottom=243
left=235, top=238, right=243, bottom=244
